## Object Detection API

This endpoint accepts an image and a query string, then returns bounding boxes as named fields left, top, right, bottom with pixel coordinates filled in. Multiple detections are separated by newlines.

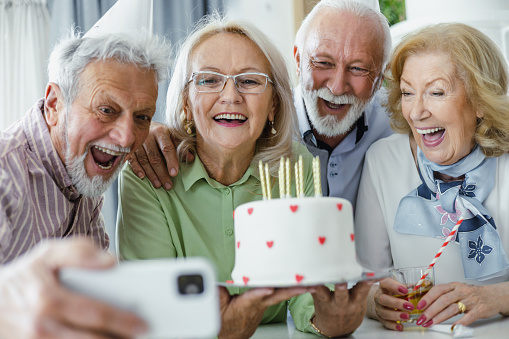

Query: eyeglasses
left=188, top=71, right=274, bottom=94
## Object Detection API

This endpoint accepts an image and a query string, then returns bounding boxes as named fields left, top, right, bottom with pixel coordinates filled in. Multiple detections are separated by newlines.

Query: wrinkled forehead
left=304, top=10, right=384, bottom=66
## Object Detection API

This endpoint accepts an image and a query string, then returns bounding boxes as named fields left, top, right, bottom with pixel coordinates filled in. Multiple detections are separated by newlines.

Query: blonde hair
left=166, top=14, right=299, bottom=174
left=385, top=23, right=509, bottom=157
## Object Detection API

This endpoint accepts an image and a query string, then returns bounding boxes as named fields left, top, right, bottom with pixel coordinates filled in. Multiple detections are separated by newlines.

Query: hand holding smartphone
left=60, top=257, right=219, bottom=339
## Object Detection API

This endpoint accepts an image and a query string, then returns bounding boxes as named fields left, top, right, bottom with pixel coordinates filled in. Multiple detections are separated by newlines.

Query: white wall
left=391, top=0, right=509, bottom=64
left=225, top=0, right=299, bottom=84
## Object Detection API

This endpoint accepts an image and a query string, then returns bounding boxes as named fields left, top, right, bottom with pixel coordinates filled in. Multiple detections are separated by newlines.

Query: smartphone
left=59, top=257, right=219, bottom=339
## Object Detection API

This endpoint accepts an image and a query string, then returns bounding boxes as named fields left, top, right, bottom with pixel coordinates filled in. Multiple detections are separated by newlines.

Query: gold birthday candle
left=298, top=155, right=304, bottom=197
left=313, top=156, right=322, bottom=197
left=285, top=158, right=291, bottom=198
left=264, top=163, right=271, bottom=200
left=279, top=157, right=285, bottom=198
left=294, top=162, right=300, bottom=197
left=259, top=160, right=267, bottom=199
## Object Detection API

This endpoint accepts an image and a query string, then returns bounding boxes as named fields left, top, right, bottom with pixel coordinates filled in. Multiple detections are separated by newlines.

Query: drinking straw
left=413, top=216, right=464, bottom=290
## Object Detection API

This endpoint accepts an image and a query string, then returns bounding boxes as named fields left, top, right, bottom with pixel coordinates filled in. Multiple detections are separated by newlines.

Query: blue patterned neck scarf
left=394, top=145, right=509, bottom=280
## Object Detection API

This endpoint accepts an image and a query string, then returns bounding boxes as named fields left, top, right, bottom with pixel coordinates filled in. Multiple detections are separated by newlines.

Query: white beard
left=63, top=112, right=128, bottom=198
left=301, top=87, right=372, bottom=138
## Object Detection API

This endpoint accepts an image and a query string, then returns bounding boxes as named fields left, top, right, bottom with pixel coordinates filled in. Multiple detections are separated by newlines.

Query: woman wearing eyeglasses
left=116, top=16, right=322, bottom=338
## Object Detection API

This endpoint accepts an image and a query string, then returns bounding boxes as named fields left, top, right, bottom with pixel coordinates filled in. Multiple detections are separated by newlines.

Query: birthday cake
left=230, top=197, right=363, bottom=286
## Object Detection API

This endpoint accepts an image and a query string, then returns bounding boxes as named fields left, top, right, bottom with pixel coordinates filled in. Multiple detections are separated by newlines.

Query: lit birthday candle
left=313, top=156, right=322, bottom=197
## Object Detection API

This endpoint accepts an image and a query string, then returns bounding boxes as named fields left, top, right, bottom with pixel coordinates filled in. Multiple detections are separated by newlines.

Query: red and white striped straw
left=413, top=217, right=464, bottom=291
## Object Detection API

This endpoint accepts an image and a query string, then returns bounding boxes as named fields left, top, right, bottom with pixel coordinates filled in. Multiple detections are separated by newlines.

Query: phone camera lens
left=178, top=274, right=204, bottom=295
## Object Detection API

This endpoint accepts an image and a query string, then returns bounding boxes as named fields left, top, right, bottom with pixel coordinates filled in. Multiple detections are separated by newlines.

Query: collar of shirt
left=23, top=99, right=79, bottom=201
left=294, top=84, right=369, bottom=155
left=181, top=153, right=259, bottom=191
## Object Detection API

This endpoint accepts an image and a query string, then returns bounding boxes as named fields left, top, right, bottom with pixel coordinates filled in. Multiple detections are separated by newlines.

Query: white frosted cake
left=230, top=197, right=363, bottom=286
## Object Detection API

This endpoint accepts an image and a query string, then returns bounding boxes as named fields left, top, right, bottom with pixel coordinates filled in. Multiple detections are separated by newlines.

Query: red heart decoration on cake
left=290, top=205, right=299, bottom=212
left=337, top=203, right=343, bottom=211
left=350, top=233, right=355, bottom=241
left=243, top=276, right=250, bottom=285
left=226, top=280, right=234, bottom=284
left=237, top=241, right=240, bottom=248
left=266, top=241, right=274, bottom=248
left=295, top=274, right=304, bottom=283
left=318, top=237, right=326, bottom=245
left=366, top=272, right=375, bottom=278
left=247, top=208, right=254, bottom=215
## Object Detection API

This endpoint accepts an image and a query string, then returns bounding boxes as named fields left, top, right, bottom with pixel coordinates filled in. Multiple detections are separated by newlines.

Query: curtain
left=45, top=0, right=224, bottom=253
left=0, top=0, right=50, bottom=130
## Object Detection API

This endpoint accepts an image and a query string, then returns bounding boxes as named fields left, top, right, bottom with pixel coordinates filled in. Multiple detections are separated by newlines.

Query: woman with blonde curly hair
left=355, top=22, right=509, bottom=331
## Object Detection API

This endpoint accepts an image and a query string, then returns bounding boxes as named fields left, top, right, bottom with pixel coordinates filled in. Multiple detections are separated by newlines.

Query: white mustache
left=316, top=88, right=358, bottom=105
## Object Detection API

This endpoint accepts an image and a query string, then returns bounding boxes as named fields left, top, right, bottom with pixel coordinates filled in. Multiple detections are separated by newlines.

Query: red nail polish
left=417, top=300, right=427, bottom=309
left=403, top=302, right=414, bottom=311
left=396, top=324, right=403, bottom=331
left=423, top=319, right=433, bottom=328
left=400, top=313, right=409, bottom=320
left=398, top=286, right=408, bottom=294
left=416, top=315, right=426, bottom=326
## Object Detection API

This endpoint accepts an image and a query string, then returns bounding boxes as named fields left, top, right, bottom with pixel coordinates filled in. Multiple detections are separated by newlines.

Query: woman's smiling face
left=186, top=33, right=275, bottom=157
left=400, top=53, right=482, bottom=165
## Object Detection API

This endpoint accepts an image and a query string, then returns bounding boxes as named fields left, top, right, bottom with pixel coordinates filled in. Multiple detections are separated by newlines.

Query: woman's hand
left=217, top=286, right=312, bottom=339
left=311, top=281, right=372, bottom=337
left=414, top=282, right=509, bottom=327
left=368, top=278, right=416, bottom=331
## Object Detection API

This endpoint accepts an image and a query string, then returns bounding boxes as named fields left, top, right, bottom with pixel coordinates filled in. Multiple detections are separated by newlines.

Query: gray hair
left=166, top=14, right=299, bottom=175
left=48, top=29, right=171, bottom=107
left=294, top=0, right=392, bottom=70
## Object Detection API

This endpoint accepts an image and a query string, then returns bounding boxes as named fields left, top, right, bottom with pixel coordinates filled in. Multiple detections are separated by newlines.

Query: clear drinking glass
left=390, top=266, right=435, bottom=321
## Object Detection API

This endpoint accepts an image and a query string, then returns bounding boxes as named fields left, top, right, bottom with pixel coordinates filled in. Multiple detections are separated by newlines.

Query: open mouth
left=322, top=99, right=347, bottom=110
left=90, top=145, right=125, bottom=170
left=213, top=113, right=247, bottom=126
left=416, top=127, right=445, bottom=146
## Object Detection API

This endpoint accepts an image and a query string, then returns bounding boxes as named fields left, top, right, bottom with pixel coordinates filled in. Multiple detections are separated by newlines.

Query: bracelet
left=309, top=314, right=354, bottom=338
left=310, top=315, right=333, bottom=338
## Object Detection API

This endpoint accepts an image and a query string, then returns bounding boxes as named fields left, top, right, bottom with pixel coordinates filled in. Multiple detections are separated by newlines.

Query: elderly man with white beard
left=292, top=0, right=393, bottom=206
left=0, top=31, right=170, bottom=338
left=129, top=0, right=393, bottom=209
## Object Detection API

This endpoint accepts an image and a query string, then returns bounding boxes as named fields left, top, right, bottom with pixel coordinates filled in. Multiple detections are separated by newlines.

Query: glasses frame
left=187, top=71, right=274, bottom=94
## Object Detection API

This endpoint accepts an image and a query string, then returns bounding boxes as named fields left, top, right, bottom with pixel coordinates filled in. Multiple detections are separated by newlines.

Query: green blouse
left=117, top=142, right=318, bottom=332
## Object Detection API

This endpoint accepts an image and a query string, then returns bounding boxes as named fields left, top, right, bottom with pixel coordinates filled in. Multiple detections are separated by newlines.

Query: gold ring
left=457, top=301, right=467, bottom=314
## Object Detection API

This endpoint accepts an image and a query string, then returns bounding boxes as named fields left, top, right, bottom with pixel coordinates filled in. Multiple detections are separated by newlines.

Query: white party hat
left=84, top=0, right=153, bottom=38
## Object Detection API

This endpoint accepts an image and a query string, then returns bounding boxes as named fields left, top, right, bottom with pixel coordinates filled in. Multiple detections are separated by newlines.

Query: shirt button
left=330, top=172, right=338, bottom=177
left=225, top=188, right=231, bottom=195
left=225, top=229, right=233, bottom=236
left=330, top=163, right=337, bottom=167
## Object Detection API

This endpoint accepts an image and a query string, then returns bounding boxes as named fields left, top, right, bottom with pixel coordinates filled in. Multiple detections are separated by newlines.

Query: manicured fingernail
left=170, top=168, right=177, bottom=176
left=137, top=172, right=145, bottom=179
left=398, top=286, right=408, bottom=294
left=400, top=313, right=409, bottom=320
left=154, top=180, right=161, bottom=188
left=423, top=319, right=433, bottom=328
left=164, top=182, right=172, bottom=190
left=416, top=315, right=426, bottom=326
left=417, top=300, right=426, bottom=309
left=403, top=302, right=414, bottom=311
left=396, top=324, right=403, bottom=331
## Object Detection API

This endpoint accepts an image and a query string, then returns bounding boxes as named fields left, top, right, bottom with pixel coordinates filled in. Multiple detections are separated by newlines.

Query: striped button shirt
left=0, top=100, right=109, bottom=264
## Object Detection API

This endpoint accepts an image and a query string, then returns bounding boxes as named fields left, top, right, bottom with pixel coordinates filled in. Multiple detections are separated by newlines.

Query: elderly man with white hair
left=0, top=28, right=170, bottom=339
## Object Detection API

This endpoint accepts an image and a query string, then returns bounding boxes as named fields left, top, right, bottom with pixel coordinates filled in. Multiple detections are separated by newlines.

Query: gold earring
left=270, top=120, right=277, bottom=135
left=185, top=120, right=194, bottom=135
